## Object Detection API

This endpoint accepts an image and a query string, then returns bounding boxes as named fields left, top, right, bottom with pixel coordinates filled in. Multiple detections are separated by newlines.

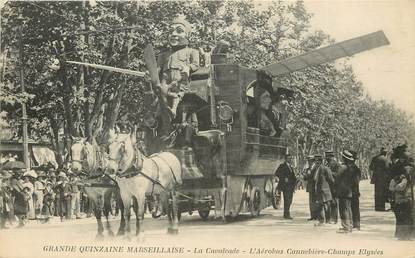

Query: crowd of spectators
left=0, top=166, right=113, bottom=228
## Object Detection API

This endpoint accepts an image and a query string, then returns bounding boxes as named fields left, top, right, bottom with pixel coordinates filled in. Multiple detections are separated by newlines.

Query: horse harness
left=115, top=146, right=178, bottom=194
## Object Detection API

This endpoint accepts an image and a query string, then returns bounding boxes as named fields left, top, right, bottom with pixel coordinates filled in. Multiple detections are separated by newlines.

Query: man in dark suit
left=336, top=150, right=355, bottom=233
left=302, top=155, right=317, bottom=220
left=314, top=154, right=335, bottom=226
left=325, top=150, right=340, bottom=224
left=369, top=147, right=390, bottom=211
left=275, top=153, right=297, bottom=219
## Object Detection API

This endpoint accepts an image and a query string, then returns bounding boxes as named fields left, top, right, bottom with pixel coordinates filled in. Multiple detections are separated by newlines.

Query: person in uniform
left=336, top=150, right=355, bottom=233
left=157, top=16, right=200, bottom=117
left=325, top=150, right=340, bottom=224
left=369, top=147, right=390, bottom=211
left=302, top=155, right=317, bottom=221
left=275, top=153, right=297, bottom=219
left=313, top=154, right=335, bottom=226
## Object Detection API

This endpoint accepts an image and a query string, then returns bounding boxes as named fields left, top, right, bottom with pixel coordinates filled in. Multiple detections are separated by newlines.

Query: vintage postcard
left=0, top=0, right=414, bottom=258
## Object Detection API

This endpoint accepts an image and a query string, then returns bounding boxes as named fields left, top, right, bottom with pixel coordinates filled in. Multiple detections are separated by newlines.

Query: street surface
left=0, top=180, right=414, bottom=258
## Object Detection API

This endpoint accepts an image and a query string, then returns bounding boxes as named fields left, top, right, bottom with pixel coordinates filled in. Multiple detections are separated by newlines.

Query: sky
left=303, top=0, right=415, bottom=116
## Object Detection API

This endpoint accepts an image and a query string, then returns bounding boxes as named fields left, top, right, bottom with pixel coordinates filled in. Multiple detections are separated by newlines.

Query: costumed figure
left=157, top=15, right=200, bottom=117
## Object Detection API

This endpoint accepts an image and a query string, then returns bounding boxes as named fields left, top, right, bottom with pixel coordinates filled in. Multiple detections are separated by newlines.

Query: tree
left=1, top=0, right=414, bottom=168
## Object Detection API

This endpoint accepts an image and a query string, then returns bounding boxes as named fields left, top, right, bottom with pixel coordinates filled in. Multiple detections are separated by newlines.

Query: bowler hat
left=306, top=155, right=315, bottom=160
left=314, top=154, right=323, bottom=160
left=341, top=150, right=354, bottom=161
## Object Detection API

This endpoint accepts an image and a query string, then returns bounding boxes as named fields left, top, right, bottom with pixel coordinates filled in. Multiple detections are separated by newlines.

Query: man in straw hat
left=335, top=150, right=356, bottom=233
left=157, top=15, right=200, bottom=117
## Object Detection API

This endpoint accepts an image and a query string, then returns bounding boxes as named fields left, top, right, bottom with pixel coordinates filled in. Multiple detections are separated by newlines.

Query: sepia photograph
left=0, top=0, right=414, bottom=258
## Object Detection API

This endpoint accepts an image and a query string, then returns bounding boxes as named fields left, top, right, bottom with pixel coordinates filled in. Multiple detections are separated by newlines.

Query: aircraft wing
left=260, top=30, right=390, bottom=77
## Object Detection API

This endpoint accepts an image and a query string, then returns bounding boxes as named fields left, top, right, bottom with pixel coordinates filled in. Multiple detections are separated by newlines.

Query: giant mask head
left=168, top=16, right=191, bottom=47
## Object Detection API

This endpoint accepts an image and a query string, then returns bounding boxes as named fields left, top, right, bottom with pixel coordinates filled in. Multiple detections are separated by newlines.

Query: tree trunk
left=48, top=114, right=63, bottom=166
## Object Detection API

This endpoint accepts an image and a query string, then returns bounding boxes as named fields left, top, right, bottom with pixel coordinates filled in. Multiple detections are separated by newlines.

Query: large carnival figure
left=157, top=15, right=200, bottom=117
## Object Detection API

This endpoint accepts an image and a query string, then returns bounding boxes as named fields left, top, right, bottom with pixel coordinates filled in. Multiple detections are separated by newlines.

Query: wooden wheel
left=250, top=187, right=261, bottom=217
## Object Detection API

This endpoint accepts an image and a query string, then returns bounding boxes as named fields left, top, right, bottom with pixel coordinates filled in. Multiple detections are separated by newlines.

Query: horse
left=70, top=138, right=126, bottom=239
left=106, top=132, right=182, bottom=238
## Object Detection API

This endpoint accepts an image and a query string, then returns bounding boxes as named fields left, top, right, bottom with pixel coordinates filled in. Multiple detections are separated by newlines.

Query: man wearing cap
left=313, top=154, right=335, bottom=226
left=336, top=150, right=356, bottom=233
left=275, top=153, right=297, bottom=219
left=302, top=155, right=317, bottom=221
left=325, top=150, right=340, bottom=224
left=369, top=147, right=390, bottom=211
left=157, top=15, right=200, bottom=117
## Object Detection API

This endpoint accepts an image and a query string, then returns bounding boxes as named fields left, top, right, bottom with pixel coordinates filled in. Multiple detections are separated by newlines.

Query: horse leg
left=117, top=192, right=126, bottom=236
left=122, top=196, right=132, bottom=240
left=94, top=198, right=104, bottom=240
left=134, top=195, right=146, bottom=242
left=103, top=191, right=114, bottom=237
left=167, top=190, right=179, bottom=235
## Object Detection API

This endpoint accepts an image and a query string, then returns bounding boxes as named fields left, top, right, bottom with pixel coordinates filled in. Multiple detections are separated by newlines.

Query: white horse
left=71, top=138, right=126, bottom=238
left=107, top=132, right=182, bottom=238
